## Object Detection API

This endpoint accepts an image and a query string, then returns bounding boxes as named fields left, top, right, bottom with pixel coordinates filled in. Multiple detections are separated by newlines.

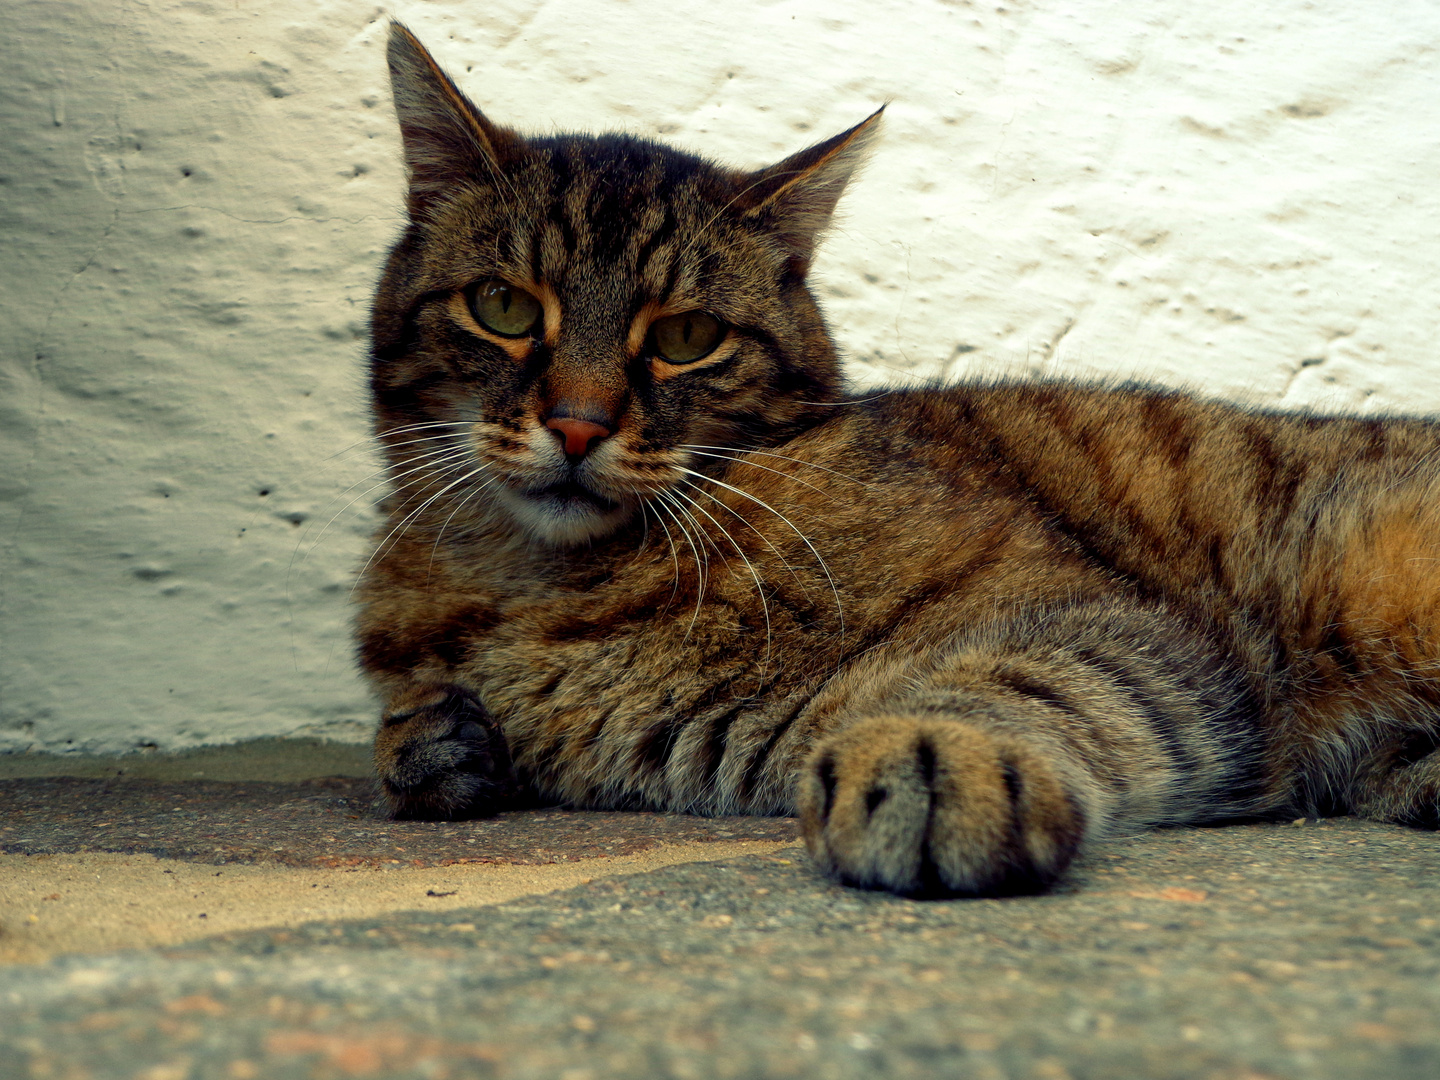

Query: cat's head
left=371, top=23, right=880, bottom=546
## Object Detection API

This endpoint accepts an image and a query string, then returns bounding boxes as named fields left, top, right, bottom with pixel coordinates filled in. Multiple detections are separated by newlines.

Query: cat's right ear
left=736, top=107, right=884, bottom=276
left=386, top=22, right=525, bottom=215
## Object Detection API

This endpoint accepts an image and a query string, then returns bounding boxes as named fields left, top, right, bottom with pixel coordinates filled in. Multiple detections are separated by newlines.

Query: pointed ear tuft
left=737, top=106, right=884, bottom=275
left=386, top=22, right=525, bottom=214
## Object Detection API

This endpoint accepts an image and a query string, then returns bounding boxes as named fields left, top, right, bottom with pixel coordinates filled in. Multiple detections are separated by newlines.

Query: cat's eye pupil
left=471, top=278, right=542, bottom=338
left=652, top=310, right=723, bottom=365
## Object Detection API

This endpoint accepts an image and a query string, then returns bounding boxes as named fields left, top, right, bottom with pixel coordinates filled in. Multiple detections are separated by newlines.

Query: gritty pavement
left=1, top=743, right=1438, bottom=1080
left=0, top=774, right=794, bottom=868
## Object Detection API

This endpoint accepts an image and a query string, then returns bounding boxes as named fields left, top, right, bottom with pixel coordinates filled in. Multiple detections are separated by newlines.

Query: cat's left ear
left=737, top=106, right=884, bottom=275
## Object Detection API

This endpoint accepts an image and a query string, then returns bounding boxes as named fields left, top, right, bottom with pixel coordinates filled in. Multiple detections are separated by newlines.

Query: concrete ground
left=1, top=741, right=1438, bottom=1080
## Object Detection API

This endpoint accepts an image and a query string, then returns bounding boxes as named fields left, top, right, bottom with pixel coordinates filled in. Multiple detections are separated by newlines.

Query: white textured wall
left=3, top=0, right=1438, bottom=754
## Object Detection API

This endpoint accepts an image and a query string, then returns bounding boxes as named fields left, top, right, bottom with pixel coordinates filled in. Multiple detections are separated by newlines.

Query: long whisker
left=306, top=444, right=477, bottom=546
left=288, top=445, right=478, bottom=603
left=380, top=420, right=476, bottom=435
left=383, top=454, right=494, bottom=519
left=311, top=438, right=478, bottom=522
left=368, top=465, right=485, bottom=568
left=793, top=390, right=896, bottom=407
left=679, top=444, right=871, bottom=489
left=352, top=462, right=493, bottom=597
left=360, top=469, right=484, bottom=591
left=645, top=501, right=683, bottom=618
left=624, top=499, right=669, bottom=582
left=667, top=484, right=774, bottom=671
left=291, top=431, right=475, bottom=564
left=323, top=420, right=475, bottom=463
left=657, top=488, right=711, bottom=600
left=374, top=431, right=478, bottom=454
left=375, top=420, right=477, bottom=441
left=426, top=473, right=501, bottom=583
left=675, top=476, right=808, bottom=592
left=651, top=493, right=706, bottom=642
left=289, top=448, right=482, bottom=673
left=650, top=498, right=699, bottom=642
left=292, top=420, right=477, bottom=672
left=672, top=466, right=845, bottom=636
left=379, top=441, right=478, bottom=476
left=680, top=449, right=832, bottom=498
left=378, top=446, right=480, bottom=481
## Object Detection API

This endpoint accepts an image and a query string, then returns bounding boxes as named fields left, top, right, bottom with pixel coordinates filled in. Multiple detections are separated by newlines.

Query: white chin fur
left=494, top=486, right=632, bottom=546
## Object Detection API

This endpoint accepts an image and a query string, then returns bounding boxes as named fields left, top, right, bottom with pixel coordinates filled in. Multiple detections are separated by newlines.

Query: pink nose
left=545, top=416, right=611, bottom=459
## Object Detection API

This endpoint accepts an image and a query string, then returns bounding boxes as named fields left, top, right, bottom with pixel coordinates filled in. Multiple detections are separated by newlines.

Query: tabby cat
left=358, top=23, right=1440, bottom=897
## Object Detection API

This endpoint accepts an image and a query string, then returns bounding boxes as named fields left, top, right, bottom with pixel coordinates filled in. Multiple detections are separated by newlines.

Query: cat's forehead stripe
left=629, top=206, right=677, bottom=282
left=513, top=182, right=730, bottom=311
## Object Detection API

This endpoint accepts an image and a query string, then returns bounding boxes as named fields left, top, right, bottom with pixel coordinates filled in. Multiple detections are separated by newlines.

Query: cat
left=357, top=22, right=1440, bottom=898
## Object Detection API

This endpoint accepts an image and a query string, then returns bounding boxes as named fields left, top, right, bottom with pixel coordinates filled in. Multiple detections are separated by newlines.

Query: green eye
left=651, top=311, right=724, bottom=364
left=470, top=279, right=542, bottom=338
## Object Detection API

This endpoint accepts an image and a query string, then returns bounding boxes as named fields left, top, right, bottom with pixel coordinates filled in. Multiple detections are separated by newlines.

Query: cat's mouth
left=493, top=475, right=633, bottom=546
left=523, top=480, right=620, bottom=513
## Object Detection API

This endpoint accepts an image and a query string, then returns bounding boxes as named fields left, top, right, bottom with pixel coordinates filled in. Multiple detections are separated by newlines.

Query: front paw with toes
left=799, top=715, right=1087, bottom=897
left=373, top=685, right=519, bottom=819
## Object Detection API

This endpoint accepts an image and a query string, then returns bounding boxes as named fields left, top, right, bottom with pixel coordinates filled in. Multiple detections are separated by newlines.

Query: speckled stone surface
left=3, top=817, right=1438, bottom=1080
left=0, top=777, right=797, bottom=867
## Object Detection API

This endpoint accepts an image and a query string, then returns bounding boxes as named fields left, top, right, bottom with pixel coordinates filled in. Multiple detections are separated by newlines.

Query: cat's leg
left=372, top=682, right=521, bottom=819
left=799, top=599, right=1271, bottom=896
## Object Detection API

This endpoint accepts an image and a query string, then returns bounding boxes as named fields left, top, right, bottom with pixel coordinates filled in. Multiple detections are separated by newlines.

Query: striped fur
left=357, top=24, right=1440, bottom=896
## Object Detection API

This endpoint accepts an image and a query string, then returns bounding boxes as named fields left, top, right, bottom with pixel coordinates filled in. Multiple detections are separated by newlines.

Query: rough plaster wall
left=2, top=0, right=1438, bottom=754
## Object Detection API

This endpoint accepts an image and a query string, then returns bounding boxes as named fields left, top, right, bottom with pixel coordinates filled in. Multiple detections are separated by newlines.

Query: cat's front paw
left=799, top=715, right=1086, bottom=897
left=374, top=685, right=519, bottom=819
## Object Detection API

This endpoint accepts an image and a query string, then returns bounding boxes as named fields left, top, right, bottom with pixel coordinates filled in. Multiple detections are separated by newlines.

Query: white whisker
left=672, top=466, right=845, bottom=636
left=426, top=474, right=502, bottom=583
left=287, top=446, right=479, bottom=613
left=351, top=462, right=494, bottom=598
left=653, top=491, right=708, bottom=643
left=644, top=501, right=684, bottom=618
left=679, top=444, right=871, bottom=488
left=674, top=476, right=808, bottom=591
left=376, top=432, right=477, bottom=454
left=668, top=484, right=774, bottom=670
left=794, top=390, right=896, bottom=406
left=323, top=420, right=474, bottom=463
left=681, top=449, right=831, bottom=498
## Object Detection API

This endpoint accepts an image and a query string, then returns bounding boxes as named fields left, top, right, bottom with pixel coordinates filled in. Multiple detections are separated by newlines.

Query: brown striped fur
left=358, top=24, right=1440, bottom=897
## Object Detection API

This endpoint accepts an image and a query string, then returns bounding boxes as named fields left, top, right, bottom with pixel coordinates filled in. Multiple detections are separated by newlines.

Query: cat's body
left=359, top=24, right=1440, bottom=896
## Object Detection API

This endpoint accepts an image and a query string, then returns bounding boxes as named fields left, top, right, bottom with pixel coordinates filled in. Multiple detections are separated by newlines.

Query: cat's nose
left=545, top=415, right=612, bottom=460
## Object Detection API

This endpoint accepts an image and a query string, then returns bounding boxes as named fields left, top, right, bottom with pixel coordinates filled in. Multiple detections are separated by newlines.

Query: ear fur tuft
left=737, top=106, right=885, bottom=274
